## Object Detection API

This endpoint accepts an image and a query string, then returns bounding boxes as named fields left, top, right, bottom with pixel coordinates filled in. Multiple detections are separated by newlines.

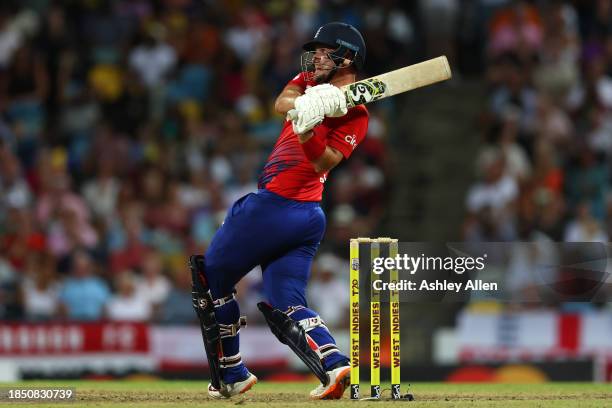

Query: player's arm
left=298, top=131, right=343, bottom=173
left=296, top=107, right=367, bottom=173
left=274, top=84, right=303, bottom=115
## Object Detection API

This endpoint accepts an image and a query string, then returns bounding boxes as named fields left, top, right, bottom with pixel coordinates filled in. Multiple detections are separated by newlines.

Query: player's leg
left=262, top=249, right=350, bottom=369
left=260, top=244, right=351, bottom=399
left=192, top=193, right=266, bottom=397
left=190, top=255, right=255, bottom=398
left=195, top=191, right=323, bottom=396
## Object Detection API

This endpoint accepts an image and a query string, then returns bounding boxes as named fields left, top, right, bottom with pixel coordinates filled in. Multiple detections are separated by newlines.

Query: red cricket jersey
left=258, top=72, right=369, bottom=202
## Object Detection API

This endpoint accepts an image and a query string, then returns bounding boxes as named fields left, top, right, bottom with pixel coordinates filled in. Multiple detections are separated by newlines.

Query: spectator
left=464, top=147, right=518, bottom=241
left=533, top=1, right=579, bottom=100
left=487, top=0, right=543, bottom=59
left=506, top=232, right=558, bottom=303
left=489, top=54, right=538, bottom=140
left=136, top=251, right=170, bottom=310
left=566, top=55, right=612, bottom=138
left=564, top=202, right=609, bottom=243
left=1, top=41, right=48, bottom=149
left=565, top=147, right=607, bottom=220
left=1, top=208, right=45, bottom=272
left=81, top=158, right=120, bottom=224
left=0, top=8, right=24, bottom=69
left=223, top=7, right=271, bottom=64
left=58, top=250, right=110, bottom=321
left=0, top=146, right=32, bottom=211
left=21, top=252, right=60, bottom=321
left=158, top=269, right=196, bottom=325
left=107, top=201, right=151, bottom=273
left=106, top=271, right=152, bottom=321
left=128, top=22, right=177, bottom=90
left=497, top=112, right=532, bottom=183
left=308, top=253, right=348, bottom=329
left=47, top=199, right=98, bottom=257
left=533, top=94, right=573, bottom=151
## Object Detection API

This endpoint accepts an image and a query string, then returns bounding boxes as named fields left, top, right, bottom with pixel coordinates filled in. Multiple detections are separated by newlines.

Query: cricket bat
left=287, top=55, right=451, bottom=120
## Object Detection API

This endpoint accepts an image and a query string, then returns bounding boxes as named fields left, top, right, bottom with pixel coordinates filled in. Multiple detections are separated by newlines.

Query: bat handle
left=286, top=109, right=298, bottom=121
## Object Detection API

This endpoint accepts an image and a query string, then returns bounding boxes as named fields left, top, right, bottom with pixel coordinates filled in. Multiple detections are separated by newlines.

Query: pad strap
left=286, top=306, right=329, bottom=333
left=318, top=343, right=340, bottom=359
left=219, top=353, right=242, bottom=369
left=214, top=291, right=237, bottom=308
left=285, top=305, right=306, bottom=316
left=219, top=316, right=247, bottom=338
left=304, top=333, right=340, bottom=360
left=298, top=316, right=329, bottom=333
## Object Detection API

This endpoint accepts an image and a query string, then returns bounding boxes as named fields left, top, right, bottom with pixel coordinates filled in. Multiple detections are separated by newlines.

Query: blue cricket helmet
left=302, top=22, right=366, bottom=71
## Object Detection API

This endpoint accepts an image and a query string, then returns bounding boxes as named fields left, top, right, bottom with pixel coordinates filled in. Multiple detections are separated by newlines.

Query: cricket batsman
left=190, top=22, right=368, bottom=400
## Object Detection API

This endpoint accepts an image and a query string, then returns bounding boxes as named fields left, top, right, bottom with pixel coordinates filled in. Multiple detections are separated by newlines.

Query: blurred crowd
left=2, top=0, right=610, bottom=325
left=462, top=0, right=612, bottom=305
left=0, top=0, right=413, bottom=323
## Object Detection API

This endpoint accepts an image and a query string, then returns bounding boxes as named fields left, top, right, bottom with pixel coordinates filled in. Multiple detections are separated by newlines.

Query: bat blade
left=342, top=55, right=451, bottom=107
left=286, top=55, right=451, bottom=120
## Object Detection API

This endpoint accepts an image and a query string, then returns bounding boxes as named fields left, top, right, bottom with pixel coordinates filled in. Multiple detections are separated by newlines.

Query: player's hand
left=294, top=92, right=325, bottom=118
left=305, top=84, right=348, bottom=117
left=292, top=108, right=323, bottom=135
left=292, top=93, right=325, bottom=134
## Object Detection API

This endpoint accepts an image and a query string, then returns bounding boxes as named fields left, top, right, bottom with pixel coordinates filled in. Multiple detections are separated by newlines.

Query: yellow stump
left=370, top=240, right=381, bottom=399
left=389, top=239, right=401, bottom=399
left=349, top=238, right=361, bottom=400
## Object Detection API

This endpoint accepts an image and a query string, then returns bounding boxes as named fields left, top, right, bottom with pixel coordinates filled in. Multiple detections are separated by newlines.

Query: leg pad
left=190, top=255, right=223, bottom=389
left=257, top=302, right=329, bottom=386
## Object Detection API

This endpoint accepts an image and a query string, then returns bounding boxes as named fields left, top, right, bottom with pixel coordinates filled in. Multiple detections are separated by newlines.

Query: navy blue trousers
left=204, top=189, right=347, bottom=381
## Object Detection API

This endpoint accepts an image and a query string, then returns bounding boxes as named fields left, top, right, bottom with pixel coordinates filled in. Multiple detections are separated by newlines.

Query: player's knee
left=191, top=254, right=237, bottom=299
left=267, top=298, right=285, bottom=311
left=190, top=255, right=237, bottom=304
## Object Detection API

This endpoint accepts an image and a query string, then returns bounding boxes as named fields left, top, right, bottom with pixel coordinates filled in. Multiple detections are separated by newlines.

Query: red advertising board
left=0, top=322, right=149, bottom=355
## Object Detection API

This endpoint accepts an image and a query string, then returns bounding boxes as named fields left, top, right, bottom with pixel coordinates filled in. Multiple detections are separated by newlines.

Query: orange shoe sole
left=316, top=367, right=351, bottom=400
left=240, top=378, right=257, bottom=394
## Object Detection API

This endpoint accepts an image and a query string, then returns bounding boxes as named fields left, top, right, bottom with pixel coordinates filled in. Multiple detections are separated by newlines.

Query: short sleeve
left=324, top=107, right=369, bottom=159
left=287, top=72, right=308, bottom=92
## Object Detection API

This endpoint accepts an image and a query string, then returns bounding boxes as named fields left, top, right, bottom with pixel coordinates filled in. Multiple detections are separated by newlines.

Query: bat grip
left=286, top=109, right=298, bottom=121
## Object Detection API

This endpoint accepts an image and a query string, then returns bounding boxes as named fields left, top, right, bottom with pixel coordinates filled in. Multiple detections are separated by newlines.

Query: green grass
left=0, top=381, right=610, bottom=407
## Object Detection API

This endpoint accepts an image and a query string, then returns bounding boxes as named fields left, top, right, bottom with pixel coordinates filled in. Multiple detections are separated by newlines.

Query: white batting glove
left=305, top=84, right=348, bottom=117
left=294, top=92, right=325, bottom=117
left=292, top=93, right=325, bottom=134
left=291, top=107, right=324, bottom=135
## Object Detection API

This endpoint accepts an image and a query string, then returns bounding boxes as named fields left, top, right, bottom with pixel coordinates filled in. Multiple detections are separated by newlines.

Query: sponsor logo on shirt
left=320, top=174, right=327, bottom=184
left=345, top=134, right=357, bottom=149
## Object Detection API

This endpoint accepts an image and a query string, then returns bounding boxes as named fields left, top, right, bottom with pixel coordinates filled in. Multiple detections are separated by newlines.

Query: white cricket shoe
left=309, top=364, right=351, bottom=400
left=208, top=372, right=258, bottom=399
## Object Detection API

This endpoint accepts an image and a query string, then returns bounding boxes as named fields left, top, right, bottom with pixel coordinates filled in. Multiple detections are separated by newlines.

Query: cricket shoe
left=309, top=363, right=351, bottom=400
left=208, top=372, right=258, bottom=399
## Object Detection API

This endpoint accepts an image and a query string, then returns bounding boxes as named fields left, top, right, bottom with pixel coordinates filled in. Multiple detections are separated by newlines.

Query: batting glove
left=305, top=84, right=348, bottom=117
left=292, top=107, right=324, bottom=135
left=292, top=93, right=325, bottom=134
